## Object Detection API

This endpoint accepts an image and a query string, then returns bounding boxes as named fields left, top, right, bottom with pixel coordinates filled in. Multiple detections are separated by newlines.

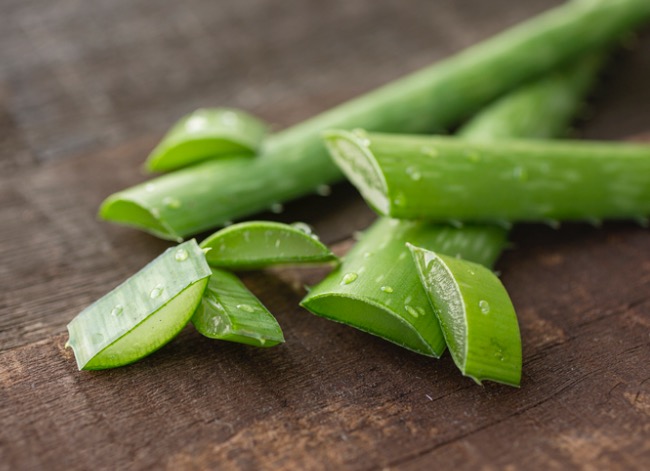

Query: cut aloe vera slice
left=66, top=240, right=211, bottom=370
left=201, top=221, right=337, bottom=269
left=192, top=268, right=284, bottom=347
left=146, top=108, right=268, bottom=172
left=408, top=244, right=521, bottom=387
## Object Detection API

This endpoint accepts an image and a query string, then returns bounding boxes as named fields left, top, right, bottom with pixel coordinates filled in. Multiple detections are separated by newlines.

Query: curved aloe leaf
left=301, top=218, right=508, bottom=357
left=192, top=268, right=284, bottom=347
left=201, top=221, right=336, bottom=269
left=146, top=108, right=268, bottom=172
left=409, top=244, right=522, bottom=387
left=66, top=240, right=211, bottom=370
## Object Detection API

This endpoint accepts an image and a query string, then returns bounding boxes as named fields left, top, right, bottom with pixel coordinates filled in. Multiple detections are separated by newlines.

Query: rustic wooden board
left=1, top=0, right=649, bottom=469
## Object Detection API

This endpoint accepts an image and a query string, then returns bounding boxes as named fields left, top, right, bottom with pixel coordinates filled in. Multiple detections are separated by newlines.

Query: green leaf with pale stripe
left=409, top=244, right=521, bottom=387
left=66, top=240, right=211, bottom=370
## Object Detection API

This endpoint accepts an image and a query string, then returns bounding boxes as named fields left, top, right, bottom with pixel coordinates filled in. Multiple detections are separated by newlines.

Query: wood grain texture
left=1, top=0, right=649, bottom=469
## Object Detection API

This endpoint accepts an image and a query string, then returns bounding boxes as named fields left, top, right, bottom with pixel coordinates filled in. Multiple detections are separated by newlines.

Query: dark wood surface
left=1, top=1, right=650, bottom=469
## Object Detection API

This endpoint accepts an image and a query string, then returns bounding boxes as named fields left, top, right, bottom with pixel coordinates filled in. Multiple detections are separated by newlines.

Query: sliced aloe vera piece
left=66, top=240, right=211, bottom=370
left=409, top=244, right=522, bottom=387
left=201, top=221, right=337, bottom=269
left=192, top=268, right=284, bottom=347
left=301, top=218, right=508, bottom=357
left=146, top=108, right=268, bottom=172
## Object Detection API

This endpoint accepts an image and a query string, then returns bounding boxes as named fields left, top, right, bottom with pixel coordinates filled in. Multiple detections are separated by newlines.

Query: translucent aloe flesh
left=146, top=108, right=268, bottom=172
left=301, top=219, right=508, bottom=357
left=99, top=0, right=650, bottom=241
left=409, top=246, right=521, bottom=386
left=200, top=221, right=336, bottom=269
left=303, top=57, right=602, bottom=359
left=324, top=131, right=650, bottom=223
left=66, top=240, right=211, bottom=370
left=192, top=268, right=284, bottom=347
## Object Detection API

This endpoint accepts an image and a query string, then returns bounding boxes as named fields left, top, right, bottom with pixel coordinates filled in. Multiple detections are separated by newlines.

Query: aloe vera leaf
left=301, top=219, right=508, bottom=357
left=324, top=131, right=650, bottom=223
left=303, top=58, right=602, bottom=358
left=409, top=244, right=521, bottom=387
left=99, top=0, right=650, bottom=240
left=146, top=108, right=268, bottom=172
left=66, top=240, right=211, bottom=370
left=191, top=268, right=284, bottom=347
left=200, top=221, right=336, bottom=269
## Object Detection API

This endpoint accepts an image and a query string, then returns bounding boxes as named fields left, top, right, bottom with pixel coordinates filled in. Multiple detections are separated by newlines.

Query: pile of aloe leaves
left=67, top=0, right=650, bottom=388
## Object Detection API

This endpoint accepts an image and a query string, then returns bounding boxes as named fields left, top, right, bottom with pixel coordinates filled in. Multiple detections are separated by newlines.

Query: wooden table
left=2, top=0, right=649, bottom=469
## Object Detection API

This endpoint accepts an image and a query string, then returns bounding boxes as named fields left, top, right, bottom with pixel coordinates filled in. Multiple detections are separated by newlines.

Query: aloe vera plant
left=324, top=131, right=650, bottom=223
left=192, top=268, right=284, bottom=347
left=147, top=108, right=268, bottom=172
left=409, top=245, right=521, bottom=386
left=66, top=240, right=211, bottom=370
left=99, top=0, right=650, bottom=241
left=201, top=221, right=336, bottom=269
left=302, top=57, right=602, bottom=364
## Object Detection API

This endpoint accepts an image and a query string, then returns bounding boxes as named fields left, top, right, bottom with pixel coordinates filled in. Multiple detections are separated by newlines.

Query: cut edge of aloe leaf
left=201, top=221, right=337, bottom=269
left=146, top=108, right=268, bottom=172
left=99, top=195, right=182, bottom=242
left=66, top=240, right=211, bottom=370
left=322, top=129, right=390, bottom=216
left=408, top=243, right=522, bottom=387
left=192, top=268, right=284, bottom=347
left=300, top=293, right=443, bottom=357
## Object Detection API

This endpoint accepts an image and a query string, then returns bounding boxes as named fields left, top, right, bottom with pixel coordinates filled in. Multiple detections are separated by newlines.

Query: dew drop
left=363, top=251, right=373, bottom=258
left=186, top=115, right=207, bottom=131
left=291, top=222, right=313, bottom=234
left=421, top=146, right=439, bottom=157
left=270, top=203, right=284, bottom=214
left=110, top=305, right=124, bottom=317
left=275, top=239, right=281, bottom=248
left=316, top=184, right=332, bottom=196
left=341, top=272, right=358, bottom=285
left=513, top=166, right=528, bottom=182
left=380, top=286, right=394, bottom=294
left=163, top=196, right=181, bottom=209
left=405, top=305, right=420, bottom=318
left=393, top=192, right=407, bottom=207
left=406, top=166, right=422, bottom=181
left=479, top=300, right=490, bottom=314
left=352, top=128, right=370, bottom=147
left=150, top=284, right=164, bottom=299
left=236, top=304, right=255, bottom=313
left=174, top=248, right=189, bottom=261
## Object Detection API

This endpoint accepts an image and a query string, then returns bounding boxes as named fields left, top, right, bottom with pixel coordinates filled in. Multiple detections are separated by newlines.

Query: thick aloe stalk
left=66, top=240, right=211, bottom=370
left=324, top=131, right=650, bottom=223
left=302, top=57, right=602, bottom=359
left=99, top=0, right=650, bottom=241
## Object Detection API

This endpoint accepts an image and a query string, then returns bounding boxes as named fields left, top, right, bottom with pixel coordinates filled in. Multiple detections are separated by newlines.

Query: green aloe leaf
left=301, top=219, right=508, bottom=357
left=146, top=108, right=268, bottom=172
left=201, top=221, right=337, bottom=269
left=409, top=244, right=522, bottom=387
left=192, top=268, right=284, bottom=347
left=66, top=240, right=211, bottom=370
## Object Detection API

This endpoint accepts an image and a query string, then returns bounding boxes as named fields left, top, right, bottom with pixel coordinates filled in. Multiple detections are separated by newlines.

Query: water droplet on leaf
left=341, top=272, right=358, bottom=285
left=479, top=300, right=490, bottom=314
left=150, top=284, right=164, bottom=299
left=174, top=248, right=189, bottom=261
